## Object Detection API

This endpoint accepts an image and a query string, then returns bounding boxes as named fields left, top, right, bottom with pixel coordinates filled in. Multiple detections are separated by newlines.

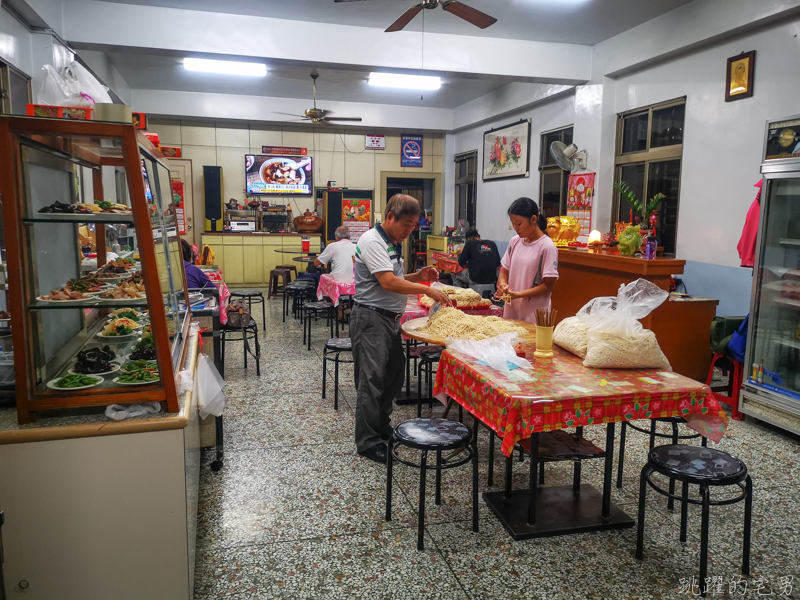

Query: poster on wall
left=482, top=119, right=531, bottom=181
left=342, top=197, right=371, bottom=243
left=566, top=172, right=595, bottom=238
left=171, top=180, right=187, bottom=235
left=401, top=134, right=423, bottom=168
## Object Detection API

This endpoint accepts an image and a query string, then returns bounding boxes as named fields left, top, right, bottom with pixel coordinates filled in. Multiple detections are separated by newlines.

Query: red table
left=433, top=346, right=728, bottom=539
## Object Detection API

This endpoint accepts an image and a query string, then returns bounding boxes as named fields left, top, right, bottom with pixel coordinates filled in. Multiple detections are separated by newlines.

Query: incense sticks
left=535, top=308, right=557, bottom=328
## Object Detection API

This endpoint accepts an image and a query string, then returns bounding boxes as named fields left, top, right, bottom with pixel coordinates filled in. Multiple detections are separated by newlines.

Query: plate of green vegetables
left=112, top=368, right=160, bottom=386
left=46, top=374, right=104, bottom=391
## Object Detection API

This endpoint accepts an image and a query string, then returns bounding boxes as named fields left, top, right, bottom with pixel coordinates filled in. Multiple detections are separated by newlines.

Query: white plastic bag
left=67, top=61, right=113, bottom=104
left=583, top=279, right=671, bottom=370
left=553, top=296, right=616, bottom=358
left=36, top=64, right=94, bottom=107
left=105, top=402, right=162, bottom=421
left=446, top=332, right=530, bottom=373
left=195, top=353, right=226, bottom=418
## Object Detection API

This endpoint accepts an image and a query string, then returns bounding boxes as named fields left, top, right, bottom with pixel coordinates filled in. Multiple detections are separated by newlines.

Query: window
left=0, top=61, right=32, bottom=115
left=539, top=126, right=573, bottom=218
left=614, top=97, right=685, bottom=256
left=454, top=151, right=477, bottom=227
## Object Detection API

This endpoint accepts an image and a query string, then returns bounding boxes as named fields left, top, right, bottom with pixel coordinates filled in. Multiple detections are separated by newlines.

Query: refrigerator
left=740, top=115, right=800, bottom=434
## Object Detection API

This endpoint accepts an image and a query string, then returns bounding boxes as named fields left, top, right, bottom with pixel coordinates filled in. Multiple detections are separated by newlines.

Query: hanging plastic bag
left=553, top=296, right=616, bottom=358
left=195, top=353, right=226, bottom=418
left=68, top=61, right=113, bottom=104
left=583, top=279, right=671, bottom=370
left=446, top=332, right=531, bottom=373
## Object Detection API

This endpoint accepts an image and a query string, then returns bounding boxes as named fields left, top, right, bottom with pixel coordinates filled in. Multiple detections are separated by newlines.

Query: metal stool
left=416, top=347, right=442, bottom=418
left=386, top=418, right=478, bottom=551
left=322, top=337, right=352, bottom=410
left=617, top=416, right=706, bottom=510
left=276, top=264, right=298, bottom=281
left=220, top=318, right=261, bottom=377
left=636, top=444, right=752, bottom=598
left=267, top=268, right=291, bottom=299
left=283, top=281, right=314, bottom=322
left=230, top=290, right=266, bottom=330
left=302, top=301, right=335, bottom=350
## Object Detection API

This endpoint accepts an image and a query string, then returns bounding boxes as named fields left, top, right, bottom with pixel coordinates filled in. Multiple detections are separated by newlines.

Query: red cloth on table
left=737, top=180, right=762, bottom=268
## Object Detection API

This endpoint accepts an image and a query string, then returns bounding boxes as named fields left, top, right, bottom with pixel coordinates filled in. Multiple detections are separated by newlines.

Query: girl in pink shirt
left=495, top=197, right=559, bottom=324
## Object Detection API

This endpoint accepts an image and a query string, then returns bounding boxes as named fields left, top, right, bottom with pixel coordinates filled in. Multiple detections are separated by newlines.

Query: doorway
left=168, top=159, right=196, bottom=245
left=386, top=176, right=437, bottom=271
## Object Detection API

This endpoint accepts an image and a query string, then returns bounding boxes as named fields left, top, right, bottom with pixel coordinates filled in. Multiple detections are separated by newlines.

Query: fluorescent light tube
left=183, top=58, right=267, bottom=77
left=368, top=73, right=441, bottom=90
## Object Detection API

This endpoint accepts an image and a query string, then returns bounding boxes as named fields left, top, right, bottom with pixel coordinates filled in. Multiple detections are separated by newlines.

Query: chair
left=636, top=444, right=752, bottom=598
left=706, top=354, right=744, bottom=421
left=302, top=301, right=335, bottom=350
left=276, top=264, right=298, bottom=281
left=412, top=239, right=427, bottom=272
left=229, top=290, right=266, bottom=330
left=267, top=268, right=291, bottom=299
left=416, top=347, right=442, bottom=418
left=386, top=418, right=478, bottom=551
left=322, top=337, right=352, bottom=410
left=617, top=417, right=706, bottom=510
left=220, top=318, right=261, bottom=377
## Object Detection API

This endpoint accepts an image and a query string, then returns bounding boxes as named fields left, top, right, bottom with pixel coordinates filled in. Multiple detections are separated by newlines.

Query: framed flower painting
left=482, top=119, right=531, bottom=181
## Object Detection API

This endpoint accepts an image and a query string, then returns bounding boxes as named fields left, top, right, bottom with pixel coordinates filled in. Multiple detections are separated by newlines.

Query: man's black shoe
left=359, top=443, right=389, bottom=464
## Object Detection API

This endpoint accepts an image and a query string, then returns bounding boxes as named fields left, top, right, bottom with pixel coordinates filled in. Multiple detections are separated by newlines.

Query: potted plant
left=613, top=182, right=665, bottom=235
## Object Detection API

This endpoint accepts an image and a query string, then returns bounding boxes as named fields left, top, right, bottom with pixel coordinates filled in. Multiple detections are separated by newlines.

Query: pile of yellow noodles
left=417, top=307, right=527, bottom=340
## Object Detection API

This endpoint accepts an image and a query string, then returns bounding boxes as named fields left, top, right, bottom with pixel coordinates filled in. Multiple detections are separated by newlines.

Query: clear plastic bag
left=446, top=332, right=531, bottom=372
left=553, top=296, right=616, bottom=358
left=583, top=279, right=671, bottom=370
left=67, top=61, right=113, bottom=104
left=36, top=64, right=94, bottom=107
left=195, top=353, right=226, bottom=418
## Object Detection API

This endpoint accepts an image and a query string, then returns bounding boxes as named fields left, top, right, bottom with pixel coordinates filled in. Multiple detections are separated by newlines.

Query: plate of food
left=128, top=336, right=157, bottom=361
left=121, top=359, right=158, bottom=372
left=65, top=277, right=107, bottom=295
left=99, top=285, right=145, bottom=301
left=97, top=317, right=142, bottom=339
left=46, top=373, right=104, bottom=391
left=260, top=157, right=309, bottom=186
left=107, top=308, right=146, bottom=323
left=113, top=368, right=160, bottom=386
left=69, top=345, right=120, bottom=375
left=37, top=288, right=94, bottom=302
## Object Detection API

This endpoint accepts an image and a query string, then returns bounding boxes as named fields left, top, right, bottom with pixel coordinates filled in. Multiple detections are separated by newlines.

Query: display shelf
left=776, top=338, right=800, bottom=350
left=779, top=238, right=800, bottom=247
left=22, top=213, right=134, bottom=225
left=29, top=298, right=149, bottom=310
left=774, top=297, right=800, bottom=310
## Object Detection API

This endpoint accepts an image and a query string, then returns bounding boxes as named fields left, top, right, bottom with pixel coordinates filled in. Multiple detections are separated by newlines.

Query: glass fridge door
left=748, top=176, right=800, bottom=401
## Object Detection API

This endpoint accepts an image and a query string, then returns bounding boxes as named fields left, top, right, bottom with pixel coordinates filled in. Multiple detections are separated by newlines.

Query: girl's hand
left=496, top=282, right=509, bottom=295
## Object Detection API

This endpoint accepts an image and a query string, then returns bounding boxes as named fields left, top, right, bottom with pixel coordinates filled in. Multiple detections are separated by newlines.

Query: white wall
left=0, top=6, right=34, bottom=76
left=450, top=92, right=576, bottom=243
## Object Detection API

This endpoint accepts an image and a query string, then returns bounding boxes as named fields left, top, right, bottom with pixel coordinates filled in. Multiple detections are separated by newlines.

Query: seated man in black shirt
left=454, top=229, right=501, bottom=292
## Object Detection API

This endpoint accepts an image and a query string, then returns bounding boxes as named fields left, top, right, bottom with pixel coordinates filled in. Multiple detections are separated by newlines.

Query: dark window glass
left=541, top=171, right=563, bottom=219
left=650, top=104, right=685, bottom=148
left=647, top=159, right=681, bottom=255
left=616, top=163, right=646, bottom=224
left=540, top=128, right=572, bottom=167
left=621, top=112, right=649, bottom=153
left=9, top=70, right=29, bottom=115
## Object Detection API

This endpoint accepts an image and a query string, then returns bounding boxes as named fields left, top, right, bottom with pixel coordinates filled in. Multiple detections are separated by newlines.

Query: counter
left=552, top=249, right=718, bottom=381
left=201, top=232, right=321, bottom=285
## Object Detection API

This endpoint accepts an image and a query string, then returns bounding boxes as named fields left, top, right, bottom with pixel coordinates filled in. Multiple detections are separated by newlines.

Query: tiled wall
left=146, top=118, right=444, bottom=228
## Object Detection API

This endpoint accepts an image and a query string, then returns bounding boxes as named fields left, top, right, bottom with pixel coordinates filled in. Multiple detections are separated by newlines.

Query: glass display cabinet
left=0, top=116, right=190, bottom=423
left=740, top=115, right=800, bottom=435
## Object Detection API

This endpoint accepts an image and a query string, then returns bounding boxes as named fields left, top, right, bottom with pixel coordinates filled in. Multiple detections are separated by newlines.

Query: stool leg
left=487, top=428, right=495, bottom=486
left=322, top=352, right=327, bottom=399
left=416, top=361, right=423, bottom=419
left=668, top=420, right=679, bottom=511
left=649, top=419, right=656, bottom=449
left=699, top=485, right=710, bottom=598
left=435, top=451, right=442, bottom=505
left=573, top=426, right=583, bottom=493
left=244, top=331, right=248, bottom=370
left=428, top=362, right=435, bottom=411
left=472, top=423, right=479, bottom=533
left=701, top=436, right=707, bottom=448
left=255, top=329, right=261, bottom=377
left=418, top=450, right=428, bottom=551
left=405, top=339, right=411, bottom=400
left=334, top=352, right=340, bottom=411
left=635, top=465, right=650, bottom=560
left=307, top=311, right=312, bottom=351
left=385, top=437, right=393, bottom=521
left=617, top=421, right=627, bottom=489
left=504, top=453, right=512, bottom=498
left=743, top=475, right=752, bottom=575
left=539, top=461, right=545, bottom=485
left=261, top=297, right=266, bottom=330
left=679, top=480, right=689, bottom=542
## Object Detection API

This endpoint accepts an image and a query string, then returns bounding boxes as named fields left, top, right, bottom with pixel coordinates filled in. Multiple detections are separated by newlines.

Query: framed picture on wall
left=482, top=119, right=531, bottom=181
left=725, top=50, right=755, bottom=102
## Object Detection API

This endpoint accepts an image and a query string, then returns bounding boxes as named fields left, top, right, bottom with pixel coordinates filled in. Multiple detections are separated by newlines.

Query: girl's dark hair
left=181, top=239, right=193, bottom=262
left=508, top=197, right=540, bottom=222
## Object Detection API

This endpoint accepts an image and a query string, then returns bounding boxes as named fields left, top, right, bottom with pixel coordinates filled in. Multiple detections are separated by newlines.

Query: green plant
left=613, top=181, right=665, bottom=227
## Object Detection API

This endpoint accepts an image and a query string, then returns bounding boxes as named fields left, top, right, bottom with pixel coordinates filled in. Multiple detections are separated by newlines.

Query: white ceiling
left=98, top=0, right=694, bottom=45
left=107, top=53, right=512, bottom=109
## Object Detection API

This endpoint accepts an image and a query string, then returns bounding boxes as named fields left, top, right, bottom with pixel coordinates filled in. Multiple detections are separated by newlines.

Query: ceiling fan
left=275, top=74, right=363, bottom=124
left=334, top=0, right=497, bottom=33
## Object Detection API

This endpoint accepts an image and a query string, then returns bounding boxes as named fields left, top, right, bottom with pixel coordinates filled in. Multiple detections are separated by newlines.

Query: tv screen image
left=245, top=154, right=313, bottom=195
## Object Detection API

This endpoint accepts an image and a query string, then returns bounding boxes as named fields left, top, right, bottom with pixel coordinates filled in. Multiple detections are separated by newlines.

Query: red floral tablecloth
left=316, top=273, right=356, bottom=306
left=433, top=346, right=729, bottom=456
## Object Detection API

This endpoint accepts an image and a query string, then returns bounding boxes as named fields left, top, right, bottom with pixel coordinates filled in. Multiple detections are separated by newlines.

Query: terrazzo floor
left=194, top=290, right=800, bottom=600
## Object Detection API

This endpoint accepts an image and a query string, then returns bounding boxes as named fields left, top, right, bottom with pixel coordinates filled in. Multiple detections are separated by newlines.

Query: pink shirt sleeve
left=541, top=239, right=559, bottom=279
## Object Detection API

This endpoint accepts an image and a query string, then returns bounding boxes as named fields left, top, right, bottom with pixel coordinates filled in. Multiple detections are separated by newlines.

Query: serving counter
left=200, top=233, right=321, bottom=285
left=552, top=249, right=718, bottom=381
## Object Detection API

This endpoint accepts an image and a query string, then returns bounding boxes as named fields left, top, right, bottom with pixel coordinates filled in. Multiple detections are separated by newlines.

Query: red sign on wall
left=172, top=180, right=187, bottom=235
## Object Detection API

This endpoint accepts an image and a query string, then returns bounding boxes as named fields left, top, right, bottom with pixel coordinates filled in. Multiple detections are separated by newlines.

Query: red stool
left=706, top=353, right=744, bottom=421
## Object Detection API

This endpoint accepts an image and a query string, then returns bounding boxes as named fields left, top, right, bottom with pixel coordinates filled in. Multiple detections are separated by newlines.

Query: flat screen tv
left=245, top=154, right=313, bottom=196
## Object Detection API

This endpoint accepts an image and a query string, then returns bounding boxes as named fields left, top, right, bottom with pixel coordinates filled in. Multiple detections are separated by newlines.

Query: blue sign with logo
left=401, top=134, right=423, bottom=168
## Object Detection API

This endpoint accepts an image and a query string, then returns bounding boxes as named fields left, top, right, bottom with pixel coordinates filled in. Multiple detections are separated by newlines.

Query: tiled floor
left=194, top=291, right=800, bottom=599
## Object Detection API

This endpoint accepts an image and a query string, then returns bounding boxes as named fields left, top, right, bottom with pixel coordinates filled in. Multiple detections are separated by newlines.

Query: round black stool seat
left=649, top=444, right=747, bottom=486
left=304, top=301, right=333, bottom=310
left=231, top=290, right=263, bottom=297
left=221, top=317, right=257, bottom=330
left=419, top=347, right=443, bottom=361
left=324, top=337, right=351, bottom=351
left=395, top=418, right=471, bottom=451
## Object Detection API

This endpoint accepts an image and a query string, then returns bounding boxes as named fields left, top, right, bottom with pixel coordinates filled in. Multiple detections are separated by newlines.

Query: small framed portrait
left=725, top=51, right=755, bottom=102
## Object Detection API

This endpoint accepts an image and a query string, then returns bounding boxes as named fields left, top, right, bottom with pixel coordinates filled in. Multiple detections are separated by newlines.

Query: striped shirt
left=354, top=224, right=407, bottom=313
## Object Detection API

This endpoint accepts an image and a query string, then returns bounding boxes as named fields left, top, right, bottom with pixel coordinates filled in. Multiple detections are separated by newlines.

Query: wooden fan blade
left=324, top=117, right=363, bottom=122
left=274, top=112, right=309, bottom=118
left=385, top=4, right=423, bottom=32
left=441, top=1, right=497, bottom=28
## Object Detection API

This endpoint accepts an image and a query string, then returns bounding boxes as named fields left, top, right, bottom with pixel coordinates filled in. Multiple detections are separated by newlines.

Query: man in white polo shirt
left=352, top=194, right=452, bottom=464
left=315, top=226, right=357, bottom=275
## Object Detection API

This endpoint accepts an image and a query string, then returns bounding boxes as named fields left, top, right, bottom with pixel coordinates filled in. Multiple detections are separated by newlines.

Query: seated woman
left=181, top=239, right=214, bottom=289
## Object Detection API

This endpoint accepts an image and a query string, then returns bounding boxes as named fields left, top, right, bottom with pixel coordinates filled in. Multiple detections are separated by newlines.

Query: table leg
left=602, top=422, right=615, bottom=520
left=504, top=453, right=512, bottom=498
left=527, top=432, right=539, bottom=525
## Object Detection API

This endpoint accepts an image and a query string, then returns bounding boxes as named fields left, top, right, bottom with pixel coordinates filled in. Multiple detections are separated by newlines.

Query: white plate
left=36, top=295, right=93, bottom=303
left=94, top=276, right=126, bottom=284
left=112, top=375, right=160, bottom=386
left=69, top=363, right=121, bottom=376
left=104, top=319, right=143, bottom=329
left=96, top=331, right=141, bottom=340
left=97, top=295, right=146, bottom=303
left=46, top=374, right=104, bottom=391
